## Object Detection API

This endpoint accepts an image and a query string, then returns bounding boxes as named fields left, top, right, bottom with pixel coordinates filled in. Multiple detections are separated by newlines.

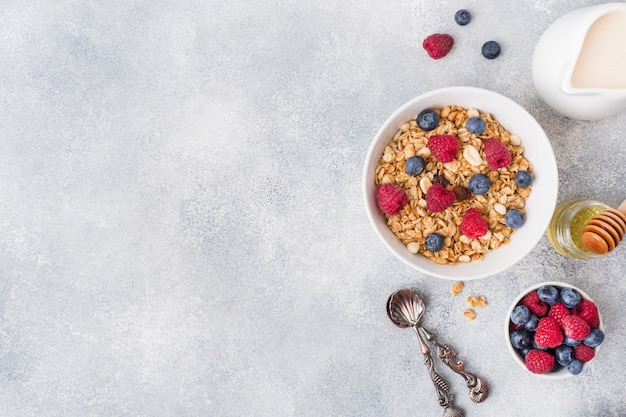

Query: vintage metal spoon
left=387, top=289, right=464, bottom=417
left=388, top=289, right=489, bottom=404
left=418, top=326, right=489, bottom=403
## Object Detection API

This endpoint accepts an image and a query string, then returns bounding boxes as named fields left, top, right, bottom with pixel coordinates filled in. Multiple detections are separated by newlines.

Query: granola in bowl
left=374, top=105, right=533, bottom=265
left=362, top=87, right=558, bottom=280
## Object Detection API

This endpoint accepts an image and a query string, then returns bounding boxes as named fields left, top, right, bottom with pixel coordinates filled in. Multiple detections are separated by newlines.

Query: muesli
left=374, top=105, right=533, bottom=265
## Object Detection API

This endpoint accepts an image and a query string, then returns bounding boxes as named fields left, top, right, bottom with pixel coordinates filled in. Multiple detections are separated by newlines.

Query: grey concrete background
left=1, top=0, right=625, bottom=416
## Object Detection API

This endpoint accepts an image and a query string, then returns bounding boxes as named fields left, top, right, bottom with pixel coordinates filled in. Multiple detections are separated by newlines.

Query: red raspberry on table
left=428, top=135, right=459, bottom=162
left=460, top=208, right=488, bottom=238
left=484, top=137, right=511, bottom=168
left=574, top=344, right=595, bottom=363
left=548, top=302, right=571, bottom=328
left=522, top=290, right=549, bottom=317
left=422, top=34, right=454, bottom=59
left=426, top=183, right=455, bottom=212
left=561, top=315, right=591, bottom=341
left=376, top=183, right=408, bottom=215
left=573, top=299, right=600, bottom=328
left=525, top=349, right=554, bottom=374
left=534, top=316, right=563, bottom=349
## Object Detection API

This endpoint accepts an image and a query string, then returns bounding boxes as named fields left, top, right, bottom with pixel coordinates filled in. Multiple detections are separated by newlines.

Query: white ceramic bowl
left=362, top=86, right=558, bottom=280
left=505, top=281, right=604, bottom=379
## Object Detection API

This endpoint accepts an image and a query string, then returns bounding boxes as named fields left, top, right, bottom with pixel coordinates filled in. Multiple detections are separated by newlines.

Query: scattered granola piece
left=450, top=281, right=464, bottom=296
left=467, top=295, right=488, bottom=308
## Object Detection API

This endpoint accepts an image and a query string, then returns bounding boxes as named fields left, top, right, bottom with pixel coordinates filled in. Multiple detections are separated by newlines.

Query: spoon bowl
left=387, top=289, right=426, bottom=328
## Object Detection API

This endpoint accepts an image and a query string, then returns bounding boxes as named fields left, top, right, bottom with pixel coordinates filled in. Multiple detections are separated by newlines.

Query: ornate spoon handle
left=419, top=326, right=489, bottom=403
left=412, top=327, right=462, bottom=414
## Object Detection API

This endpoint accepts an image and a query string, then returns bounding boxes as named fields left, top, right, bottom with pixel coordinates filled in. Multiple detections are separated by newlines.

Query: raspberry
left=574, top=344, right=595, bottom=363
left=428, top=135, right=459, bottom=162
left=522, top=291, right=548, bottom=317
left=561, top=315, right=591, bottom=341
left=426, top=184, right=455, bottom=212
left=422, top=34, right=454, bottom=59
left=525, top=349, right=554, bottom=374
left=484, top=137, right=511, bottom=168
left=376, top=183, right=408, bottom=215
left=548, top=302, right=571, bottom=328
left=534, top=317, right=563, bottom=349
left=460, top=208, right=488, bottom=238
left=573, top=299, right=600, bottom=328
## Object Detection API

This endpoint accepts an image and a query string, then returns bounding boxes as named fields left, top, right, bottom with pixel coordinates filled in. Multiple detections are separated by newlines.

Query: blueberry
left=567, top=359, right=584, bottom=375
left=511, top=305, right=531, bottom=326
left=583, top=328, right=605, bottom=347
left=537, top=285, right=559, bottom=305
left=515, top=170, right=533, bottom=188
left=555, top=345, right=574, bottom=366
left=465, top=116, right=486, bottom=134
left=518, top=347, right=532, bottom=358
left=425, top=233, right=445, bottom=252
left=505, top=209, right=526, bottom=229
left=405, top=156, right=426, bottom=176
left=550, top=361, right=564, bottom=373
left=510, top=329, right=532, bottom=350
left=417, top=109, right=439, bottom=131
left=524, top=314, right=539, bottom=332
left=482, top=41, right=501, bottom=59
left=454, top=9, right=471, bottom=26
left=563, top=335, right=582, bottom=347
left=468, top=174, right=491, bottom=195
left=560, top=288, right=581, bottom=308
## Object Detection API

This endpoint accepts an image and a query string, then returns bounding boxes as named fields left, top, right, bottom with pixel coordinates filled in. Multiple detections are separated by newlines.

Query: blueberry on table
left=405, top=156, right=426, bottom=176
left=416, top=109, right=439, bottom=131
left=482, top=40, right=501, bottom=59
left=455, top=9, right=471, bottom=26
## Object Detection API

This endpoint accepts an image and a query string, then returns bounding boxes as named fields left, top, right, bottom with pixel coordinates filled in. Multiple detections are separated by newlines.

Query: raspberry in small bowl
left=505, top=281, right=604, bottom=379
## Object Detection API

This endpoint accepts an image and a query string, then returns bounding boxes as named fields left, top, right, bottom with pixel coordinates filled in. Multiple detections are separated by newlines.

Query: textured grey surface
left=1, top=0, right=626, bottom=416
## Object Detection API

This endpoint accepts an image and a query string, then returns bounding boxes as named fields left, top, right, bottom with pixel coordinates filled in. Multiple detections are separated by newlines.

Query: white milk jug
left=532, top=2, right=626, bottom=120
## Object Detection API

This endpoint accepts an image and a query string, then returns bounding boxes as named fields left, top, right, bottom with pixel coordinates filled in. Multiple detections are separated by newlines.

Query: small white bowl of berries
left=505, top=281, right=605, bottom=378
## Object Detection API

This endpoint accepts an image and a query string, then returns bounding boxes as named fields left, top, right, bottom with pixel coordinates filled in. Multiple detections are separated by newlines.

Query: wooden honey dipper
left=581, top=199, right=626, bottom=255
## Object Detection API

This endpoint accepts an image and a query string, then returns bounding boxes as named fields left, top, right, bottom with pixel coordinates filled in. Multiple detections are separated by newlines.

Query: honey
left=546, top=199, right=610, bottom=259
